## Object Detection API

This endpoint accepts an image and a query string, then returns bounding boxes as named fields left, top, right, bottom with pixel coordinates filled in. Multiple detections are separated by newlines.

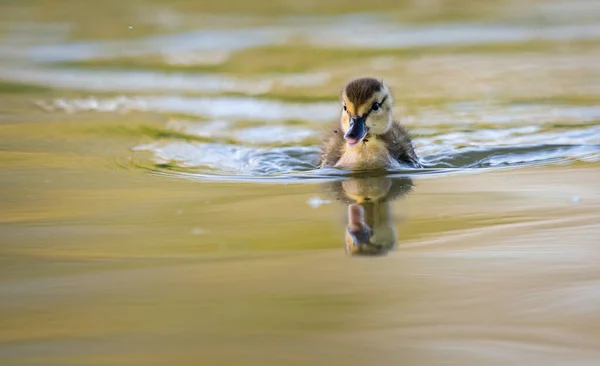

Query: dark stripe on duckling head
left=343, top=77, right=383, bottom=107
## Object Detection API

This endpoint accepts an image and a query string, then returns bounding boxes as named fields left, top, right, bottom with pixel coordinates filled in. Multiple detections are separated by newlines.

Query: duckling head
left=340, top=77, right=393, bottom=148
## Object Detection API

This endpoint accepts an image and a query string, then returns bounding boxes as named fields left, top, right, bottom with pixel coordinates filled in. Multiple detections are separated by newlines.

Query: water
left=1, top=1, right=600, bottom=365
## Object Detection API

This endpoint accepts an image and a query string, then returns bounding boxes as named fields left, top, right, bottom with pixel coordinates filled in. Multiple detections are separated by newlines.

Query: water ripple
left=0, top=67, right=329, bottom=94
left=7, top=20, right=600, bottom=63
left=115, top=100, right=600, bottom=182
left=37, top=95, right=338, bottom=122
left=129, top=140, right=600, bottom=183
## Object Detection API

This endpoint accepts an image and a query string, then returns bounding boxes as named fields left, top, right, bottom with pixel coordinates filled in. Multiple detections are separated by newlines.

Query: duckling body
left=320, top=120, right=419, bottom=169
left=319, top=77, right=420, bottom=170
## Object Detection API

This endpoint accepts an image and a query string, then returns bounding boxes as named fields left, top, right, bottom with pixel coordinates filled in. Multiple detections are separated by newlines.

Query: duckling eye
left=343, top=105, right=347, bottom=112
left=371, top=102, right=380, bottom=112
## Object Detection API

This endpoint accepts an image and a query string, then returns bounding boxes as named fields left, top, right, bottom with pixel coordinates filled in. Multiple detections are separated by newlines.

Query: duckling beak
left=344, top=116, right=367, bottom=148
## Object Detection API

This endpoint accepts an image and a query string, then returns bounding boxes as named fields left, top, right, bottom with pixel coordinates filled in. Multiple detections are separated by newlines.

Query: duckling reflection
left=324, top=176, right=413, bottom=256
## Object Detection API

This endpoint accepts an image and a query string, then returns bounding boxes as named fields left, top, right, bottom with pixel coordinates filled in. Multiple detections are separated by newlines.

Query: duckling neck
left=335, top=135, right=395, bottom=170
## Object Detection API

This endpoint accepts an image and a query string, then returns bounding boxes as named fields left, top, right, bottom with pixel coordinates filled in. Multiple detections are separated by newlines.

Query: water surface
left=1, top=1, right=600, bottom=365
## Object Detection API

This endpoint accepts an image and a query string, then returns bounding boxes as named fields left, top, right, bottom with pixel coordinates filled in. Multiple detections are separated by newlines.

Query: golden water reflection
left=2, top=0, right=600, bottom=364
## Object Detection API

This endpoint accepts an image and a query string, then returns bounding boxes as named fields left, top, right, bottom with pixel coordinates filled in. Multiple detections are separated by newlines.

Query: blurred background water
left=1, top=1, right=600, bottom=365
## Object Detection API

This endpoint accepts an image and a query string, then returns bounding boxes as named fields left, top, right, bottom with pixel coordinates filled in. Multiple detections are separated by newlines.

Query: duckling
left=319, top=77, right=420, bottom=170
